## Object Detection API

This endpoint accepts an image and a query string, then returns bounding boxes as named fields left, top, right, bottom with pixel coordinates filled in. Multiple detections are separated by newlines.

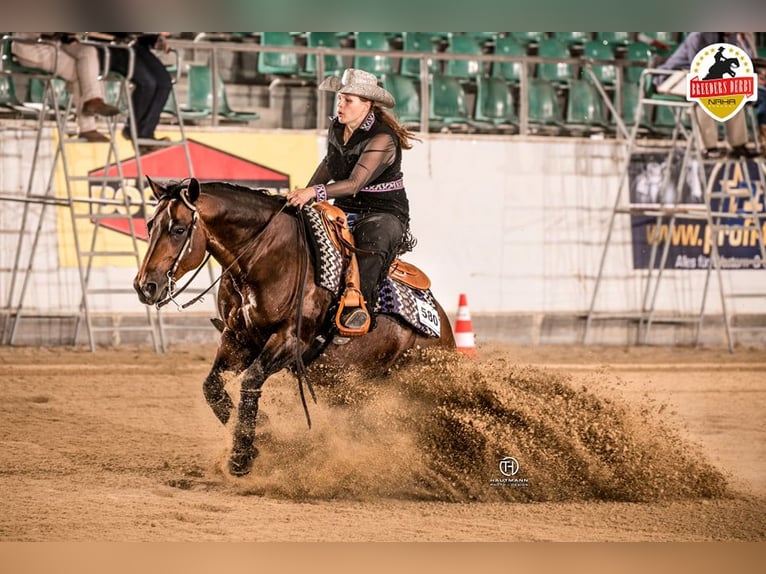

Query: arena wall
left=1, top=125, right=764, bottom=347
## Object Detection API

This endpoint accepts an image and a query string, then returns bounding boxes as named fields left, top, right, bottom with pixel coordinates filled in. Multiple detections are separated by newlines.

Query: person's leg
left=61, top=42, right=110, bottom=134
left=352, top=213, right=405, bottom=313
left=694, top=107, right=720, bottom=153
left=723, top=109, right=748, bottom=148
left=132, top=46, right=172, bottom=139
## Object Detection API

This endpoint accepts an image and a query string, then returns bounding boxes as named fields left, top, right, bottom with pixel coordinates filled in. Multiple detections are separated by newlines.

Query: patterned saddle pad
left=303, top=206, right=441, bottom=338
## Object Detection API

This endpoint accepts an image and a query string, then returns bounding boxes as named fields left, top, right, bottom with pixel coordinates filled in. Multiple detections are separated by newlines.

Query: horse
left=133, top=177, right=456, bottom=476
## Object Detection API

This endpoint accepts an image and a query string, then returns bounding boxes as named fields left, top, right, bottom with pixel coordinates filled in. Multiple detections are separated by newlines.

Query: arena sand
left=0, top=342, right=764, bottom=541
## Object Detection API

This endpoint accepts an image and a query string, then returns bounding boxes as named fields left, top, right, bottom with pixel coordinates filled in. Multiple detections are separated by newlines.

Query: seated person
left=11, top=33, right=120, bottom=142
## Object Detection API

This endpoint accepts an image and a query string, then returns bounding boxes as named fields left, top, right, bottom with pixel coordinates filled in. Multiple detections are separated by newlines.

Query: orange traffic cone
left=454, top=293, right=477, bottom=356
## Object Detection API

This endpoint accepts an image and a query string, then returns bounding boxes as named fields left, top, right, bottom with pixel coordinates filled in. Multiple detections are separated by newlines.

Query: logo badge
left=498, top=456, right=519, bottom=477
left=686, top=43, right=758, bottom=123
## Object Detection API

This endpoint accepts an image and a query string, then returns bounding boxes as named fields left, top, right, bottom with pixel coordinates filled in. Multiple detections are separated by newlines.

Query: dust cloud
left=227, top=350, right=728, bottom=502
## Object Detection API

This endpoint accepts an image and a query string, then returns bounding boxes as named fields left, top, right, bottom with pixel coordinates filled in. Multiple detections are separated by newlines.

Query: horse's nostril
left=143, top=282, right=157, bottom=298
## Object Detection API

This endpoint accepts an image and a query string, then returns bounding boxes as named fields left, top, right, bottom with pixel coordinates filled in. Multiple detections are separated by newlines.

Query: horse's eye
left=172, top=226, right=186, bottom=236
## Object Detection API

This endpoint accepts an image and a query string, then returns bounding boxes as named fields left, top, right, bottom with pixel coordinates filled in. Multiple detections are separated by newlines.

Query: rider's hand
left=286, top=187, right=316, bottom=208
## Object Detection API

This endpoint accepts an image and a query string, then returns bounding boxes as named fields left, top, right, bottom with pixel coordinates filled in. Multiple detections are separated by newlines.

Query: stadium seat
left=381, top=73, right=421, bottom=125
left=257, top=32, right=299, bottom=76
left=445, top=33, right=485, bottom=79
left=474, top=76, right=517, bottom=130
left=553, top=32, right=591, bottom=47
left=583, top=40, right=617, bottom=87
left=491, top=35, right=527, bottom=85
left=186, top=63, right=259, bottom=122
left=527, top=77, right=563, bottom=132
left=619, top=81, right=651, bottom=130
left=536, top=38, right=574, bottom=85
left=624, top=41, right=653, bottom=84
left=565, top=78, right=607, bottom=133
left=595, top=32, right=631, bottom=46
left=301, top=32, right=345, bottom=79
left=0, top=74, right=21, bottom=109
left=353, top=32, right=395, bottom=78
left=429, top=74, right=471, bottom=130
left=510, top=32, right=546, bottom=46
left=400, top=32, right=441, bottom=78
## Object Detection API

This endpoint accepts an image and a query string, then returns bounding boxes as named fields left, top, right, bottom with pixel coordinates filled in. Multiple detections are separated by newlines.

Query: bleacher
left=3, top=32, right=765, bottom=137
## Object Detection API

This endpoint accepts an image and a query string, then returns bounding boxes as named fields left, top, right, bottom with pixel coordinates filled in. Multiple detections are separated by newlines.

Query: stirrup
left=335, top=304, right=371, bottom=337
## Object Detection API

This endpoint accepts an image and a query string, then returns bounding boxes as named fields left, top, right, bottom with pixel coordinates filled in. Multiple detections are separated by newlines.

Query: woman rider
left=287, top=68, right=418, bottom=334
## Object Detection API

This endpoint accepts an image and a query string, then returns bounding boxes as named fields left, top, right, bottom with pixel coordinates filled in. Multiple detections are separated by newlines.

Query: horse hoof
left=228, top=448, right=258, bottom=476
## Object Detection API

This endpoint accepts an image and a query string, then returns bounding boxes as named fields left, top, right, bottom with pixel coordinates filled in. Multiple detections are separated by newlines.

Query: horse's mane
left=164, top=179, right=286, bottom=211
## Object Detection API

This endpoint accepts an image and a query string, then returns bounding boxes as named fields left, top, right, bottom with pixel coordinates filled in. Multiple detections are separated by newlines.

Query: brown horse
left=134, top=177, right=455, bottom=476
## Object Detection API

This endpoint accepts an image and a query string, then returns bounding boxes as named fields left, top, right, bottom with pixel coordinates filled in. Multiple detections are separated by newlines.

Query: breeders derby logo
left=686, top=43, right=758, bottom=122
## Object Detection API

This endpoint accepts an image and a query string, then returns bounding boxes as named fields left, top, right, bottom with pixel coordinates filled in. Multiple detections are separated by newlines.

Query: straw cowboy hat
left=318, top=68, right=395, bottom=108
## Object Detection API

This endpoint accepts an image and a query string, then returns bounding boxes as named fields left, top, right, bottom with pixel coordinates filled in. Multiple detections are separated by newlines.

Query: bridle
left=153, top=186, right=288, bottom=310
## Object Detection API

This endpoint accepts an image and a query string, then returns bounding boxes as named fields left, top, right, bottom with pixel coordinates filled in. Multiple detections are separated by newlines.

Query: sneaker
left=78, top=130, right=110, bottom=142
left=340, top=307, right=369, bottom=330
left=81, top=98, right=120, bottom=117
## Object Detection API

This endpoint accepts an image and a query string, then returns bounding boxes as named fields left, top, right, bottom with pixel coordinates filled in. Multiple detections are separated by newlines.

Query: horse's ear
left=187, top=178, right=200, bottom=203
left=146, top=176, right=165, bottom=201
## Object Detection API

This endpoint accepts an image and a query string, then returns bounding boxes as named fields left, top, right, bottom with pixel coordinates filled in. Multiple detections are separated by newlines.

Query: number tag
left=415, top=299, right=441, bottom=334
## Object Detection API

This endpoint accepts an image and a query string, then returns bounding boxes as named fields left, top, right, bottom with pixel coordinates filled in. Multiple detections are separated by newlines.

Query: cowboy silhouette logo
left=686, top=43, right=758, bottom=122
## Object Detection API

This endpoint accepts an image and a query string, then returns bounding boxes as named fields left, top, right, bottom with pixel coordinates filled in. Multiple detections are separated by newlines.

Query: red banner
left=688, top=76, right=754, bottom=98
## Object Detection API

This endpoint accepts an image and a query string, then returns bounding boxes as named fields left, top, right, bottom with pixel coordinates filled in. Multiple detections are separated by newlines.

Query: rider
left=287, top=68, right=418, bottom=335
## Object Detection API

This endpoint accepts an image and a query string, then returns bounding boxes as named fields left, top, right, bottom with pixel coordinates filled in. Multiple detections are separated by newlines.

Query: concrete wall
left=1, top=125, right=764, bottom=347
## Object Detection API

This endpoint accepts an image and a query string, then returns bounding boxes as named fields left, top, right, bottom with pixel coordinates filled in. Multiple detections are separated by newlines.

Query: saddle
left=312, top=202, right=431, bottom=336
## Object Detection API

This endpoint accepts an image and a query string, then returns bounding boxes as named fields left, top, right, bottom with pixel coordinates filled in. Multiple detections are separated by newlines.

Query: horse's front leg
left=203, top=330, right=254, bottom=426
left=228, top=360, right=268, bottom=476
left=228, top=331, right=299, bottom=476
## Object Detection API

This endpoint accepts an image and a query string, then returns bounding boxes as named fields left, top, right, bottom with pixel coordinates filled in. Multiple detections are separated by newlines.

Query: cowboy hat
left=318, top=68, right=395, bottom=108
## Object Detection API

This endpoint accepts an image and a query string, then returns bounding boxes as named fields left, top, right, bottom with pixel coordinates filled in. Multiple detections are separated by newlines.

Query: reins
left=292, top=208, right=317, bottom=428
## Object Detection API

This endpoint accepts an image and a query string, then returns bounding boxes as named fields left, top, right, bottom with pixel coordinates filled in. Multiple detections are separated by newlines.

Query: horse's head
left=133, top=177, right=208, bottom=306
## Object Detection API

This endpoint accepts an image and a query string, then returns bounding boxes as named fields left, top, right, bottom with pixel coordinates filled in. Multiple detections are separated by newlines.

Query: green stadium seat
left=565, top=78, right=607, bottom=133
left=474, top=76, right=517, bottom=130
left=583, top=40, right=617, bottom=87
left=536, top=38, right=573, bottom=84
left=619, top=82, right=651, bottom=130
left=0, top=74, right=20, bottom=106
left=301, top=32, right=345, bottom=79
left=353, top=32, right=395, bottom=78
left=429, top=74, right=471, bottom=130
left=491, top=35, right=527, bottom=85
left=400, top=32, right=441, bottom=78
left=445, top=34, right=485, bottom=79
left=553, top=32, right=591, bottom=47
left=595, top=32, right=631, bottom=46
left=624, top=41, right=653, bottom=84
left=185, top=63, right=259, bottom=122
left=527, top=77, right=563, bottom=132
left=257, top=32, right=299, bottom=76
left=510, top=32, right=546, bottom=46
left=381, top=73, right=421, bottom=125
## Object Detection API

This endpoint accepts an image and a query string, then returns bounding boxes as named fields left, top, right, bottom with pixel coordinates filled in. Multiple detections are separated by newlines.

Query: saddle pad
left=303, top=205, right=343, bottom=295
left=377, top=277, right=441, bottom=338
